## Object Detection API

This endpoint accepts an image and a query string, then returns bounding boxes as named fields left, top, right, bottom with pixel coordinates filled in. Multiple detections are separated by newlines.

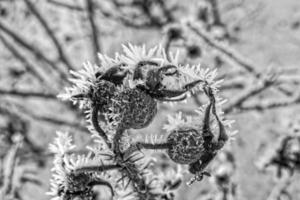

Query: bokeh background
left=1, top=0, right=300, bottom=199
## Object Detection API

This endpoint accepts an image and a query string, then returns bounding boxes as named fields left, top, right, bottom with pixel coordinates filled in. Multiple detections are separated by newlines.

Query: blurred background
left=1, top=0, right=300, bottom=199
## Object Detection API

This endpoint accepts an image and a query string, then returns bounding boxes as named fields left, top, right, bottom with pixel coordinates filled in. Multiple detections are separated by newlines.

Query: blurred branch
left=24, top=0, right=75, bottom=71
left=0, top=102, right=87, bottom=133
left=110, top=0, right=172, bottom=29
left=187, top=22, right=294, bottom=97
left=0, top=21, right=67, bottom=80
left=86, top=0, right=101, bottom=60
left=156, top=0, right=174, bottom=22
left=0, top=34, right=47, bottom=86
left=18, top=107, right=88, bottom=132
left=0, top=88, right=56, bottom=100
left=237, top=95, right=300, bottom=113
left=224, top=77, right=276, bottom=113
left=47, top=0, right=84, bottom=11
left=187, top=22, right=259, bottom=76
left=0, top=139, right=21, bottom=198
left=266, top=176, right=292, bottom=200
left=206, top=0, right=223, bottom=26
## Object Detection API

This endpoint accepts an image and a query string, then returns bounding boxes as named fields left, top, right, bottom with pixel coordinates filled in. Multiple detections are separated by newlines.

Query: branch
left=187, top=22, right=294, bottom=97
left=0, top=102, right=87, bottom=133
left=27, top=113, right=87, bottom=132
left=124, top=142, right=170, bottom=158
left=24, top=0, right=75, bottom=71
left=86, top=0, right=101, bottom=60
left=91, top=105, right=109, bottom=146
left=0, top=88, right=56, bottom=100
left=0, top=34, right=46, bottom=85
left=75, top=164, right=121, bottom=174
left=187, top=22, right=260, bottom=77
left=110, top=0, right=164, bottom=29
left=224, top=77, right=276, bottom=113
left=1, top=139, right=22, bottom=198
left=266, top=176, right=292, bottom=200
left=156, top=0, right=174, bottom=23
left=237, top=95, right=300, bottom=113
left=206, top=0, right=223, bottom=26
left=47, top=0, right=84, bottom=11
left=0, top=21, right=67, bottom=80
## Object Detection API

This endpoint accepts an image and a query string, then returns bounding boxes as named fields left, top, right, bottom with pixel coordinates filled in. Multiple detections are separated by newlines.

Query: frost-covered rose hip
left=117, top=88, right=157, bottom=129
left=166, top=87, right=228, bottom=181
left=167, top=128, right=205, bottom=164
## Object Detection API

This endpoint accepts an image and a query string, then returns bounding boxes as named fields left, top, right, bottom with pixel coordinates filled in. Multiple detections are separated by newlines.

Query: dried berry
left=118, top=88, right=157, bottom=129
left=166, top=87, right=229, bottom=183
left=167, top=128, right=205, bottom=164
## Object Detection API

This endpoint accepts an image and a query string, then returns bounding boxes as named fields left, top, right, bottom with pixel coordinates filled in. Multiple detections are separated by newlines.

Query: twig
left=86, top=0, right=101, bottom=61
left=24, top=0, right=75, bottom=71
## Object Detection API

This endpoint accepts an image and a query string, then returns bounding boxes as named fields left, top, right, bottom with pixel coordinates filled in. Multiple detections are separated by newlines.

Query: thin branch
left=187, top=22, right=294, bottom=97
left=110, top=0, right=164, bottom=29
left=206, top=0, right=223, bottom=26
left=0, top=21, right=67, bottom=80
left=0, top=34, right=46, bottom=85
left=0, top=102, right=87, bottom=133
left=24, top=0, right=75, bottom=71
left=47, top=0, right=84, bottom=11
left=187, top=22, right=260, bottom=77
left=124, top=142, right=170, bottom=158
left=27, top=113, right=87, bottom=132
left=86, top=0, right=101, bottom=61
left=0, top=88, right=56, bottom=100
left=237, top=95, right=300, bottom=113
left=75, top=164, right=121, bottom=174
left=156, top=0, right=174, bottom=23
left=266, top=176, right=292, bottom=200
left=1, top=140, right=22, bottom=198
left=224, top=78, right=275, bottom=113
left=91, top=105, right=109, bottom=145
